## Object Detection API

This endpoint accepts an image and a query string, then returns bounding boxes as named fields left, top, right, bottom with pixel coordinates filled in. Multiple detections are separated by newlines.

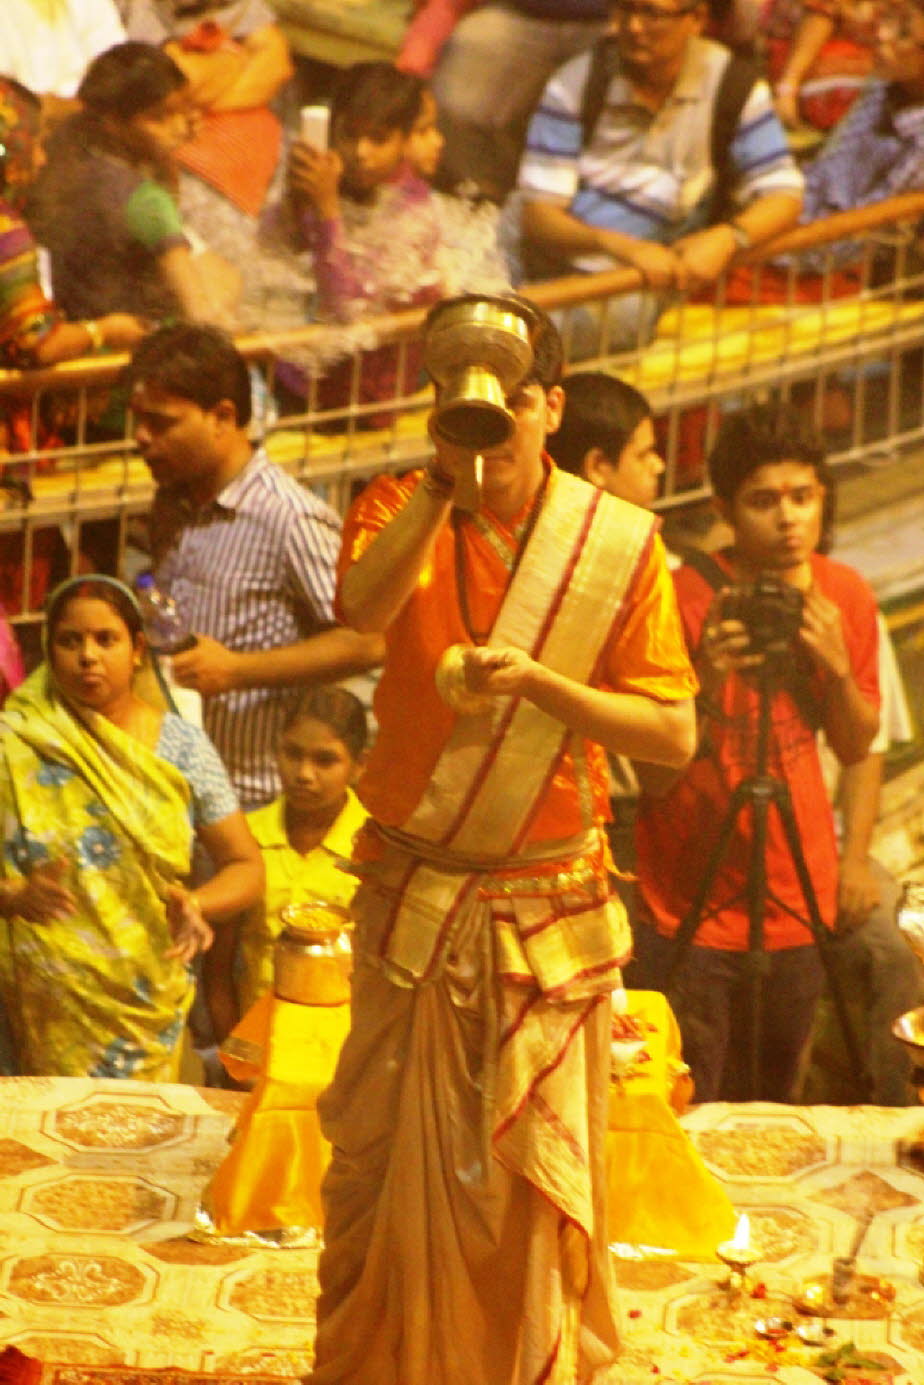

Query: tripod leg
left=772, top=783, right=874, bottom=1099
left=744, top=781, right=774, bottom=1102
left=666, top=778, right=770, bottom=1102
left=668, top=779, right=754, bottom=984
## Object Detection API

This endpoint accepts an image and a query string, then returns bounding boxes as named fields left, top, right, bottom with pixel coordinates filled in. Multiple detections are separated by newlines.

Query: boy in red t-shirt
left=632, top=400, right=880, bottom=1103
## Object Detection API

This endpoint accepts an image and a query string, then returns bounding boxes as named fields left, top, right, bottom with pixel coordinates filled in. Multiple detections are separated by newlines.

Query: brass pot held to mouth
left=423, top=296, right=538, bottom=490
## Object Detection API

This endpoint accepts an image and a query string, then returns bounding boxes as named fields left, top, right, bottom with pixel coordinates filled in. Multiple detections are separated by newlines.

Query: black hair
left=44, top=42, right=188, bottom=195
left=283, top=686, right=369, bottom=761
left=47, top=577, right=142, bottom=644
left=78, top=41, right=187, bottom=120
left=708, top=400, right=830, bottom=503
left=548, top=371, right=651, bottom=474
left=330, top=61, right=426, bottom=140
left=521, top=297, right=564, bottom=391
left=125, top=323, right=252, bottom=427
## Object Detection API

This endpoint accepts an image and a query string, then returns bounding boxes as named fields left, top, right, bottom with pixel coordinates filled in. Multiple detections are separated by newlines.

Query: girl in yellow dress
left=197, top=687, right=368, bottom=1243
left=204, top=686, right=368, bottom=1042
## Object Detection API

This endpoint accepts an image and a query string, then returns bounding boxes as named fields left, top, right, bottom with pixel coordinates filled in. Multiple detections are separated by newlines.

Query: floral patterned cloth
left=0, top=666, right=199, bottom=1081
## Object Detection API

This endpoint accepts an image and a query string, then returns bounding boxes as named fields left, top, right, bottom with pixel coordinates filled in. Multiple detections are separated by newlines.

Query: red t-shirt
left=635, top=551, right=880, bottom=951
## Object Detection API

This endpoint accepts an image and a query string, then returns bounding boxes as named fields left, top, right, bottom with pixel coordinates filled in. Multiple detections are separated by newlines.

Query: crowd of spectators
left=1, top=0, right=923, bottom=394
left=0, top=0, right=919, bottom=1110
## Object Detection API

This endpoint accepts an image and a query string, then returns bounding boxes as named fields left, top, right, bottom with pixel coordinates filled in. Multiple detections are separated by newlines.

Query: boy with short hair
left=547, top=370, right=665, bottom=509
left=632, top=400, right=880, bottom=1103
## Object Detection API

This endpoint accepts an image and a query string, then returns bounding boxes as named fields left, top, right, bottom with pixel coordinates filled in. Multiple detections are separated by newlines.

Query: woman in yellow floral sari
left=0, top=575, right=263, bottom=1080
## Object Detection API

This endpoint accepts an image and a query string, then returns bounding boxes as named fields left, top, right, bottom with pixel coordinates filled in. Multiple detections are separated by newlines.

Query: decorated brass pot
left=423, top=295, right=538, bottom=510
left=274, top=897, right=353, bottom=1006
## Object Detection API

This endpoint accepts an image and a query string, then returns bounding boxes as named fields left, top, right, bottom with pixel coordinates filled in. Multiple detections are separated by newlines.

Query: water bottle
left=134, top=572, right=202, bottom=727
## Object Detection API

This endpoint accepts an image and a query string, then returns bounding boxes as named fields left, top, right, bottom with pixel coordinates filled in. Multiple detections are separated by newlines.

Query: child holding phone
left=278, top=62, right=445, bottom=423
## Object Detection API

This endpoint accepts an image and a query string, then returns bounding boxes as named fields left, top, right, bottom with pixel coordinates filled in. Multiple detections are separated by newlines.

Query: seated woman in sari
left=0, top=575, right=263, bottom=1081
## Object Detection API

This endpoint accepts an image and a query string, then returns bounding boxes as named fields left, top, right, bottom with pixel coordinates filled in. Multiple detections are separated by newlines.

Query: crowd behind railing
left=4, top=0, right=924, bottom=643
left=1, top=190, right=924, bottom=638
left=1, top=0, right=923, bottom=1143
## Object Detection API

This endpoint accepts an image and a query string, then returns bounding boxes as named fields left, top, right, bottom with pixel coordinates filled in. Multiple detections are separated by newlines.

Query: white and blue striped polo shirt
left=151, top=448, right=341, bottom=811
left=518, top=35, right=803, bottom=272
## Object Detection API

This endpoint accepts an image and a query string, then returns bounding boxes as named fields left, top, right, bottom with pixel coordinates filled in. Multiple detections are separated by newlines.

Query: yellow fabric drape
left=201, top=991, right=351, bottom=1243
left=606, top=992, right=736, bottom=1258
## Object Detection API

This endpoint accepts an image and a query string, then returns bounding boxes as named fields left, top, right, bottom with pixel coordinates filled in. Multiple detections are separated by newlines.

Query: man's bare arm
left=463, top=647, right=697, bottom=767
left=521, top=198, right=685, bottom=289
left=171, top=626, right=384, bottom=698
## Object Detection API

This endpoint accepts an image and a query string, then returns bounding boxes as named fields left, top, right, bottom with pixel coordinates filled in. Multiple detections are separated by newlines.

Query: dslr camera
left=722, top=572, right=804, bottom=659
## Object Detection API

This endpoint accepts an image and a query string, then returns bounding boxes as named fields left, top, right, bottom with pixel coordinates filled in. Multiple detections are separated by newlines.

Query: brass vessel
left=892, top=1004, right=924, bottom=1058
left=274, top=897, right=353, bottom=1006
left=423, top=295, right=538, bottom=510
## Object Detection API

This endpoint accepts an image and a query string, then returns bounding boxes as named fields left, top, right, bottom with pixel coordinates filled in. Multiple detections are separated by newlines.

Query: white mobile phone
left=299, top=104, right=330, bottom=149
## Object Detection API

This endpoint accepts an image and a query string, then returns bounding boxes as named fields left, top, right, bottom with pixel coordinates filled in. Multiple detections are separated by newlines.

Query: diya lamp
left=717, top=1214, right=759, bottom=1297
left=892, top=1003, right=924, bottom=1103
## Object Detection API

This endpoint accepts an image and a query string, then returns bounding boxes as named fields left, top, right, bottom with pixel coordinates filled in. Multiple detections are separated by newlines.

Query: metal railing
left=2, top=191, right=924, bottom=635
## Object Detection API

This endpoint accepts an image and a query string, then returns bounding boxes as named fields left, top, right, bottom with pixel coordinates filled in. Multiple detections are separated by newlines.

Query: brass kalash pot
left=273, top=897, right=353, bottom=1006
left=423, top=295, right=539, bottom=511
left=893, top=882, right=924, bottom=1100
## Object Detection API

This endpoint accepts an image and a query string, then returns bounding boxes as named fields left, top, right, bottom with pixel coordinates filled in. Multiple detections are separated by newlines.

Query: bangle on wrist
left=82, top=320, right=105, bottom=353
left=421, top=462, right=455, bottom=500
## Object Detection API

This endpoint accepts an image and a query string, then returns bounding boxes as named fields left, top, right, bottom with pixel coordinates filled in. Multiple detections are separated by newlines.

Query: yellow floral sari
left=0, top=665, right=195, bottom=1080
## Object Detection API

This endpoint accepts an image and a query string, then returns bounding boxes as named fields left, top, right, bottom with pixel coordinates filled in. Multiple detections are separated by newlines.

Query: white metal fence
left=2, top=191, right=924, bottom=637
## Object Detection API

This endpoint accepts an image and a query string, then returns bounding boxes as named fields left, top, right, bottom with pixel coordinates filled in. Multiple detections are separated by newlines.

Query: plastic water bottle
left=134, top=572, right=202, bottom=726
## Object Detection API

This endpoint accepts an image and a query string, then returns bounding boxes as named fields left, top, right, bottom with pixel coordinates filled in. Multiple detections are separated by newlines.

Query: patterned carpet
left=2, top=1078, right=924, bottom=1382
left=0, top=1079, right=314, bottom=1380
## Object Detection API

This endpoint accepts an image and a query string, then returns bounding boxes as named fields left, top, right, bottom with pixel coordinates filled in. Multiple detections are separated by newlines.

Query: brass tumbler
left=423, top=295, right=538, bottom=510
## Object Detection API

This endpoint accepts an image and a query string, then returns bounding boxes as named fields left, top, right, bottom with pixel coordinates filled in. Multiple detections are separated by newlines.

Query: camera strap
left=681, top=548, right=823, bottom=733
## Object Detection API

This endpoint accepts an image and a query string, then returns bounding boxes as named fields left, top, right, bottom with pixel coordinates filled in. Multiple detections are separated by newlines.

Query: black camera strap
left=681, top=547, right=822, bottom=733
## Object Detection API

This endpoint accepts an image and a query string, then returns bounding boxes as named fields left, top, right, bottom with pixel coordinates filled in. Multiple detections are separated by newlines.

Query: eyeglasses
left=611, top=1, right=699, bottom=27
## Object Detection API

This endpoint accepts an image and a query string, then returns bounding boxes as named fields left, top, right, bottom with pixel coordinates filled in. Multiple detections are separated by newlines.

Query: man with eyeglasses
left=517, top=0, right=803, bottom=342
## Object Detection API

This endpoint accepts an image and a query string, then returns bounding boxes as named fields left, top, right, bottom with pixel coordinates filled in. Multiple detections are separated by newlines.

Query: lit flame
left=731, top=1214, right=751, bottom=1251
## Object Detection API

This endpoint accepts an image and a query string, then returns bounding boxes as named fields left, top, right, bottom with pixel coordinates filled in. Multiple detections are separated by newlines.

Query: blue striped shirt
left=518, top=35, right=803, bottom=272
left=151, top=447, right=341, bottom=810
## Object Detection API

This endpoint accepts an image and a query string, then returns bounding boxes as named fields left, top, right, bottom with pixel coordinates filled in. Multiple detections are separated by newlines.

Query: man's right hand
left=424, top=412, right=485, bottom=504
left=697, top=590, right=764, bottom=691
left=603, top=234, right=687, bottom=292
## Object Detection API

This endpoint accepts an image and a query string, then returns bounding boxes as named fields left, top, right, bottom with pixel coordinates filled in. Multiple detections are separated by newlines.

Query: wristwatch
left=728, top=220, right=753, bottom=252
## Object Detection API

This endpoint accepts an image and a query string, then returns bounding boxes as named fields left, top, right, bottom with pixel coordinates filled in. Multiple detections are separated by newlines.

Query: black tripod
left=666, top=662, right=872, bottom=1102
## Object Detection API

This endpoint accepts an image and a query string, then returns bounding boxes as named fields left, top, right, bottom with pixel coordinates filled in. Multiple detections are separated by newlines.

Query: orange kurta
left=313, top=463, right=698, bottom=1385
left=337, top=462, right=696, bottom=842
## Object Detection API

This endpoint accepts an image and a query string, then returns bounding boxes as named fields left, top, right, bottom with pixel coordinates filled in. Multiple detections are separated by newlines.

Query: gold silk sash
left=402, top=469, right=657, bottom=856
left=366, top=475, right=654, bottom=992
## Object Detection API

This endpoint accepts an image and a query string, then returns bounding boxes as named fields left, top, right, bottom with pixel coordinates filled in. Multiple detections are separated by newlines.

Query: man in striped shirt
left=517, top=0, right=803, bottom=336
left=127, top=324, right=383, bottom=811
